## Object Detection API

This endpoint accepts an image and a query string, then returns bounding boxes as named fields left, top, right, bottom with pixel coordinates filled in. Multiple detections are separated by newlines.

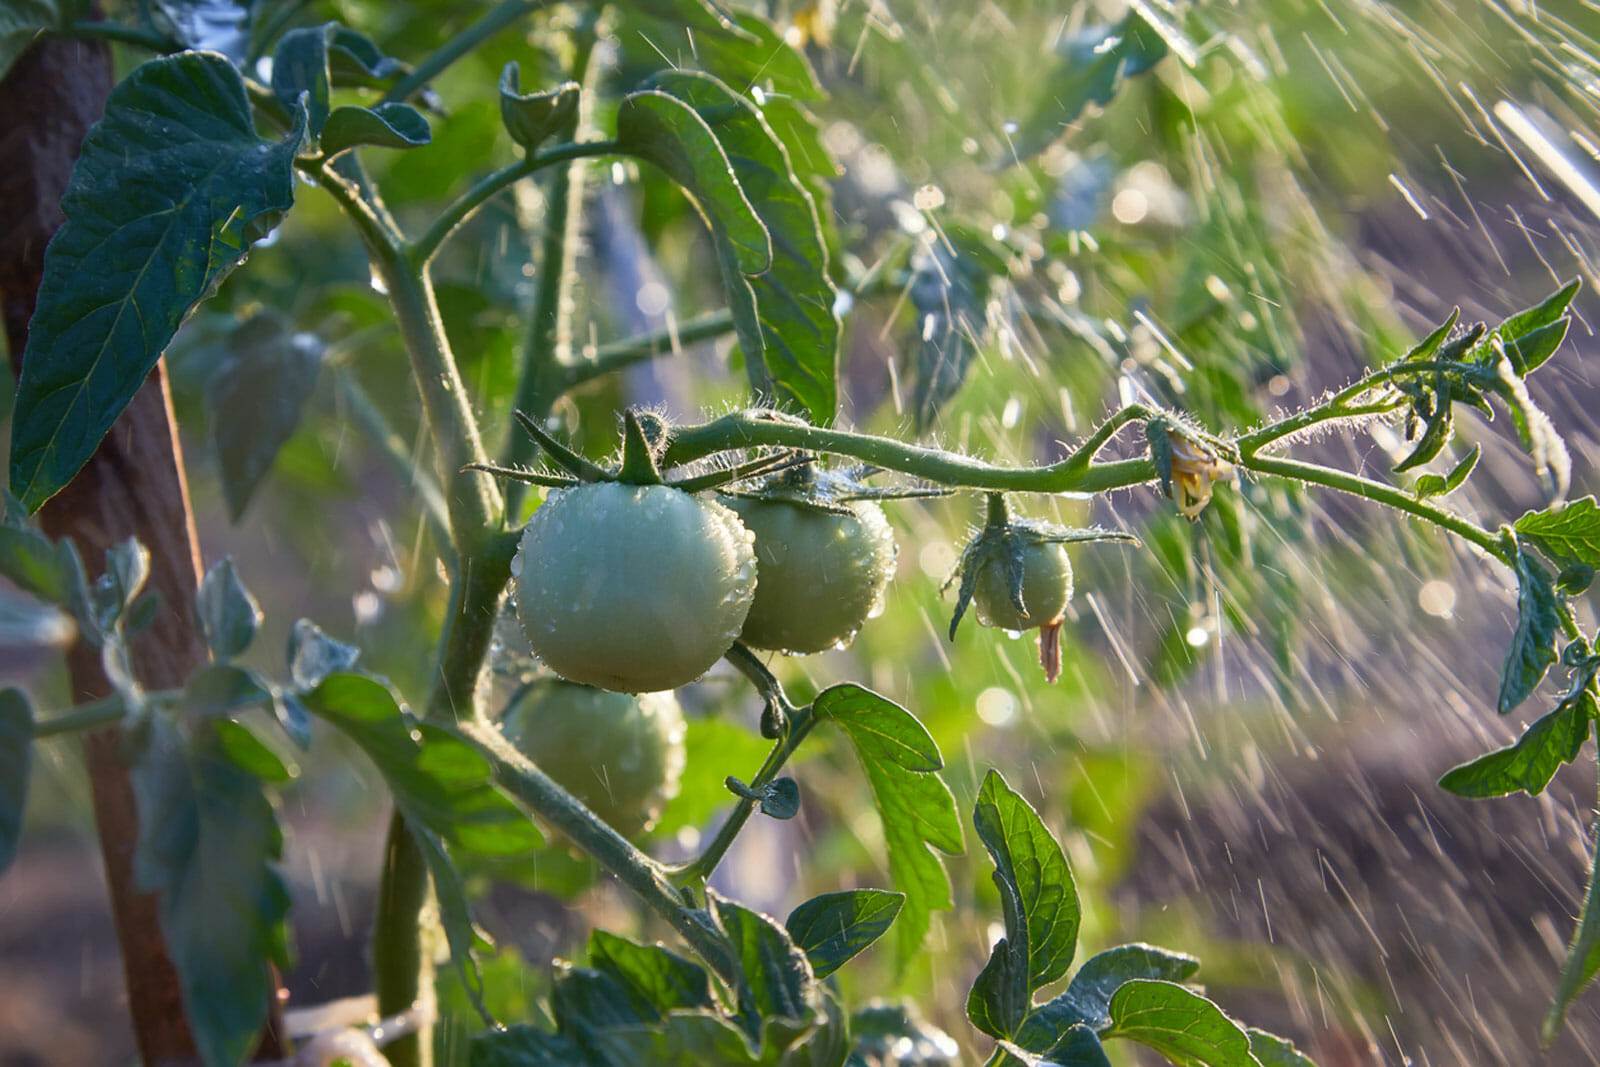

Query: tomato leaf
left=0, top=0, right=65, bottom=83
left=1016, top=944, right=1201, bottom=1050
left=710, top=890, right=823, bottom=1050
left=1413, top=444, right=1479, bottom=501
left=967, top=769, right=1082, bottom=1040
left=1515, top=496, right=1600, bottom=571
left=321, top=102, right=431, bottom=155
left=813, top=685, right=963, bottom=958
left=786, top=889, right=904, bottom=980
left=1442, top=662, right=1598, bottom=798
left=0, top=689, right=33, bottom=876
left=588, top=929, right=716, bottom=1014
left=1499, top=549, right=1564, bottom=714
left=299, top=673, right=544, bottom=856
left=1478, top=278, right=1580, bottom=376
left=469, top=1025, right=585, bottom=1066
left=590, top=1011, right=763, bottom=1065
left=271, top=23, right=334, bottom=136
left=129, top=716, right=290, bottom=1067
left=1247, top=1028, right=1319, bottom=1067
left=286, top=617, right=361, bottom=691
left=909, top=229, right=998, bottom=431
left=196, top=557, right=262, bottom=660
left=1041, top=1024, right=1115, bottom=1067
left=1546, top=821, right=1600, bottom=1044
left=652, top=71, right=839, bottom=423
left=1103, top=980, right=1258, bottom=1067
left=498, top=63, right=579, bottom=153
left=10, top=52, right=304, bottom=512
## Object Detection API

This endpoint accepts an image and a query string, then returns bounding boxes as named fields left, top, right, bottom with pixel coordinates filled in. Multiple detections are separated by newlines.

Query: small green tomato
left=724, top=495, right=897, bottom=654
left=499, top=679, right=686, bottom=838
left=514, top=481, right=756, bottom=693
left=971, top=540, right=1073, bottom=632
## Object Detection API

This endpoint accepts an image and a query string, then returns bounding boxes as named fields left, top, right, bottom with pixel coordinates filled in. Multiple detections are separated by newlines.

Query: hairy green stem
left=662, top=409, right=1157, bottom=496
left=503, top=19, right=602, bottom=515
left=381, top=0, right=553, bottom=105
left=407, top=140, right=622, bottom=267
left=674, top=704, right=818, bottom=886
left=458, top=720, right=739, bottom=984
left=572, top=309, right=737, bottom=389
left=1242, top=453, right=1507, bottom=562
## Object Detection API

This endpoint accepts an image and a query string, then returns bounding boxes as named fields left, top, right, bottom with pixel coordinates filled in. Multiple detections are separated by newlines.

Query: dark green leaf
left=286, top=618, right=360, bottom=690
left=320, top=102, right=431, bottom=155
left=130, top=716, right=290, bottom=1067
left=1043, top=1025, right=1115, bottom=1067
left=469, top=1025, right=587, bottom=1067
left=0, top=525, right=70, bottom=604
left=786, top=889, right=904, bottom=980
left=1499, top=550, right=1563, bottom=714
left=1007, top=11, right=1170, bottom=163
left=1440, top=684, right=1595, bottom=798
left=271, top=23, right=333, bottom=136
left=1413, top=444, right=1479, bottom=500
left=616, top=89, right=770, bottom=275
left=1559, top=565, right=1596, bottom=596
left=326, top=26, right=405, bottom=89
left=1484, top=279, right=1580, bottom=375
left=1246, top=1028, right=1318, bottom=1067
left=0, top=689, right=33, bottom=875
left=552, top=965, right=655, bottom=1034
left=712, top=891, right=822, bottom=1047
left=206, top=311, right=325, bottom=520
left=300, top=673, right=544, bottom=855
left=10, top=52, right=303, bottom=511
left=499, top=63, right=579, bottom=153
left=696, top=12, right=822, bottom=101
left=652, top=71, right=839, bottom=422
left=1017, top=943, right=1201, bottom=1049
left=196, top=557, right=261, bottom=659
left=1399, top=310, right=1459, bottom=363
left=589, top=929, right=716, bottom=1014
left=760, top=776, right=801, bottom=819
left=1515, top=497, right=1600, bottom=571
left=813, top=685, right=963, bottom=958
left=1392, top=408, right=1453, bottom=475
left=0, top=0, right=65, bottom=82
left=974, top=770, right=1080, bottom=993
left=909, top=233, right=989, bottom=431
left=590, top=1011, right=760, bottom=1065
left=1104, top=980, right=1257, bottom=1067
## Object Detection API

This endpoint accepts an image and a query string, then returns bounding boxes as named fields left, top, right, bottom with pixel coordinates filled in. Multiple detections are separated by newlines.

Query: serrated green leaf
left=1246, top=1028, right=1318, bottom=1067
left=975, top=770, right=1081, bottom=993
left=589, top=929, right=716, bottom=1015
left=10, top=52, right=303, bottom=512
left=1016, top=943, right=1201, bottom=1051
left=499, top=63, right=579, bottom=153
left=130, top=716, right=290, bottom=1067
left=1104, top=980, right=1258, bottom=1067
left=469, top=1025, right=586, bottom=1066
left=786, top=889, right=904, bottom=980
left=652, top=71, right=839, bottom=422
left=712, top=891, right=823, bottom=1049
left=1007, top=10, right=1170, bottom=163
left=1499, top=550, right=1563, bottom=714
left=0, top=689, right=33, bottom=875
left=617, top=89, right=770, bottom=275
left=299, top=673, right=543, bottom=855
left=206, top=311, right=325, bottom=520
left=271, top=23, right=333, bottom=137
left=813, top=685, right=963, bottom=959
left=0, top=0, right=64, bottom=82
left=1441, top=683, right=1595, bottom=798
left=196, top=557, right=262, bottom=659
left=320, top=102, right=431, bottom=155
left=1515, top=497, right=1600, bottom=571
left=1413, top=444, right=1479, bottom=500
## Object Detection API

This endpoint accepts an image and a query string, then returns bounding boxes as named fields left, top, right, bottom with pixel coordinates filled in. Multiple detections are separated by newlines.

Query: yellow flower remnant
left=1168, top=430, right=1235, bottom=520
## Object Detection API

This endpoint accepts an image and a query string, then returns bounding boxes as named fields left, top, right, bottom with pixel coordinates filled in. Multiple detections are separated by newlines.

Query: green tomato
left=724, top=496, right=897, bottom=654
left=514, top=482, right=756, bottom=693
left=971, top=540, right=1073, bottom=632
left=500, top=679, right=686, bottom=837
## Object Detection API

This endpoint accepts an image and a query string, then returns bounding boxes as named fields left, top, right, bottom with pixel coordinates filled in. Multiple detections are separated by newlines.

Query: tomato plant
left=0, top=3, right=1597, bottom=1067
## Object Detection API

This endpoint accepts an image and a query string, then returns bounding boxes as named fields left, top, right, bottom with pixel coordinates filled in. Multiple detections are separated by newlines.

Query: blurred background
left=4, top=0, right=1600, bottom=1063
